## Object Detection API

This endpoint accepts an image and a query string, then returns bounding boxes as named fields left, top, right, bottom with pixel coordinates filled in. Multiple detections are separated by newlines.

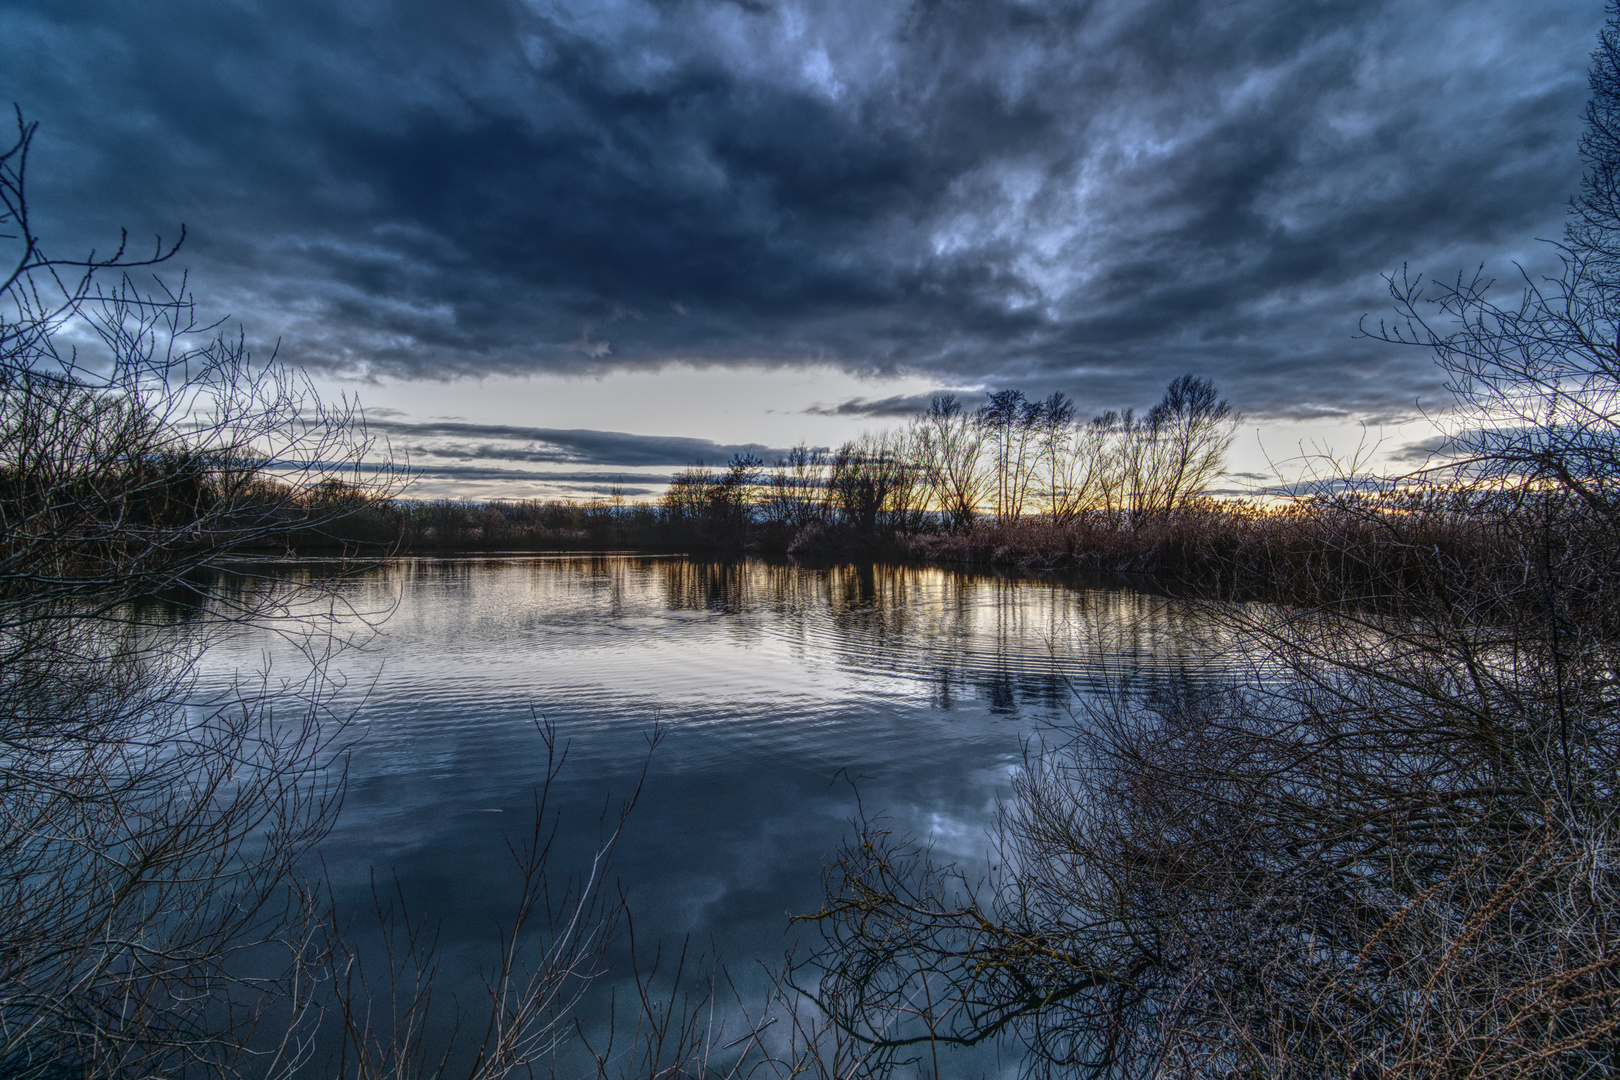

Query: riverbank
left=275, top=488, right=1542, bottom=617
left=790, top=498, right=1518, bottom=608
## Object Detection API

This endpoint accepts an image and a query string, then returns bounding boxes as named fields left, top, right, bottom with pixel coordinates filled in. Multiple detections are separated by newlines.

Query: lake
left=195, top=554, right=1246, bottom=1074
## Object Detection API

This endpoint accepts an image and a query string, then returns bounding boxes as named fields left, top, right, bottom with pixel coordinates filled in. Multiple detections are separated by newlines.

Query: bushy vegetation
left=294, top=490, right=666, bottom=553
left=715, top=373, right=1242, bottom=558
left=0, top=109, right=387, bottom=1077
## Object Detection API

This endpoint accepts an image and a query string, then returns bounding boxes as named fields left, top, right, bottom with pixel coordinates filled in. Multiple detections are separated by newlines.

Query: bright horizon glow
left=310, top=364, right=1448, bottom=503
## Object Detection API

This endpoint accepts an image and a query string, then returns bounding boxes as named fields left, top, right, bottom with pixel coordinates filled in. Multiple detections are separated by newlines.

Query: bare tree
left=1141, top=375, right=1238, bottom=516
left=1, top=110, right=398, bottom=1079
left=1037, top=395, right=1122, bottom=523
left=828, top=433, right=921, bottom=539
left=657, top=456, right=761, bottom=548
left=1115, top=407, right=1160, bottom=524
left=1569, top=3, right=1620, bottom=303
left=913, top=395, right=988, bottom=530
left=977, top=390, right=1043, bottom=524
left=761, top=444, right=829, bottom=531
left=1080, top=410, right=1130, bottom=523
left=659, top=464, right=717, bottom=525
left=1071, top=377, right=1237, bottom=525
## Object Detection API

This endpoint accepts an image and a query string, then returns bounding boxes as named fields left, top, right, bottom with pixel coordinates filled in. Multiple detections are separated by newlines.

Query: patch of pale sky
left=299, top=361, right=1453, bottom=501
left=321, top=364, right=938, bottom=446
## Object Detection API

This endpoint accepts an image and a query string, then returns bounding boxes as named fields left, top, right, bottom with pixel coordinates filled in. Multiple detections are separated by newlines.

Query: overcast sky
left=2, top=0, right=1605, bottom=497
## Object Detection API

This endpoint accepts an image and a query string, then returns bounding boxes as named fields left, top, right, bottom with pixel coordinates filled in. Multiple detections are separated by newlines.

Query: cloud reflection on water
left=196, top=555, right=1255, bottom=1071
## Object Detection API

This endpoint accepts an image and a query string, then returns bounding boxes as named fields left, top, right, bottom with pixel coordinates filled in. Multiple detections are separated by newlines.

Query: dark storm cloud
left=410, top=465, right=662, bottom=486
left=1391, top=433, right=1466, bottom=463
left=405, top=465, right=661, bottom=495
left=337, top=460, right=663, bottom=493
left=410, top=466, right=671, bottom=488
left=370, top=419, right=791, bottom=465
left=802, top=392, right=980, bottom=417
left=1, top=0, right=1602, bottom=419
left=1386, top=425, right=1593, bottom=465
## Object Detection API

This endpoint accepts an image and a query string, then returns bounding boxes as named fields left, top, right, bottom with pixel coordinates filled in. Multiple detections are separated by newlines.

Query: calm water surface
left=198, top=555, right=1250, bottom=1068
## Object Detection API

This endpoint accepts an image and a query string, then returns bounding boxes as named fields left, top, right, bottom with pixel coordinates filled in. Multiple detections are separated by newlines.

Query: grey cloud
left=372, top=419, right=792, bottom=466
left=410, top=465, right=629, bottom=482
left=561, top=485, right=657, bottom=497
left=1246, top=475, right=1411, bottom=498
left=293, top=460, right=669, bottom=485
left=1360, top=411, right=1428, bottom=428
left=395, top=462, right=664, bottom=488
left=802, top=392, right=982, bottom=418
left=0, top=0, right=1602, bottom=419
left=414, top=467, right=673, bottom=487
left=1389, top=434, right=1462, bottom=463
left=1386, top=426, right=1584, bottom=465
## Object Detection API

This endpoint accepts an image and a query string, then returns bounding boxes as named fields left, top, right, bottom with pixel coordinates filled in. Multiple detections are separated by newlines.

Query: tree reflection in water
left=191, top=555, right=1247, bottom=1076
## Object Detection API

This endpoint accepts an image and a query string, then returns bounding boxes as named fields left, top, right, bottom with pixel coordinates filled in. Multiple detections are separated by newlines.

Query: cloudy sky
left=2, top=0, right=1605, bottom=497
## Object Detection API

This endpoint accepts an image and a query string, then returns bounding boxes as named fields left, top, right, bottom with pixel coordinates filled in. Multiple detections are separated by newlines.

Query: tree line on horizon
left=660, top=374, right=1239, bottom=549
left=309, top=376, right=1240, bottom=556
